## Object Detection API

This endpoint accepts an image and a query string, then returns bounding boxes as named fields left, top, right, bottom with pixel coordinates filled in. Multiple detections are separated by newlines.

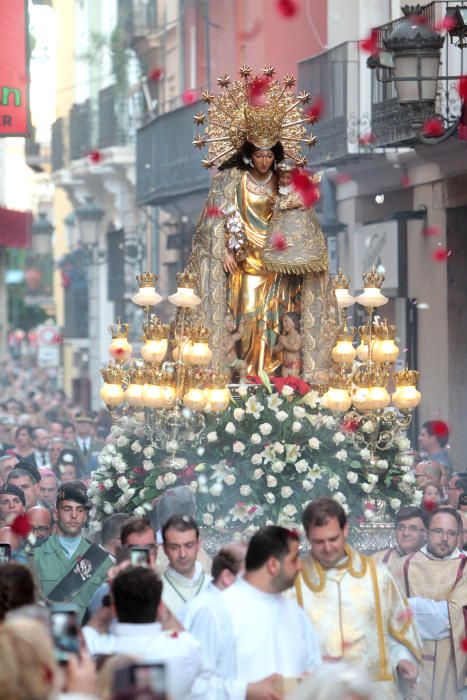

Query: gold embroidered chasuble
left=292, top=546, right=422, bottom=699
left=186, top=168, right=338, bottom=379
left=391, top=550, right=467, bottom=700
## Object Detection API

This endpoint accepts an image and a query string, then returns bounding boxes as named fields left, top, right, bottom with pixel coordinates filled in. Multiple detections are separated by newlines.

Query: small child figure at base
left=273, top=312, right=302, bottom=377
left=224, top=314, right=247, bottom=382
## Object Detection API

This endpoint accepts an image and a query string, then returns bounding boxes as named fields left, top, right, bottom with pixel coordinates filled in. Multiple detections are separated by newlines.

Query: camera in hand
left=50, top=604, right=80, bottom=663
left=113, top=662, right=167, bottom=699
left=0, top=543, right=11, bottom=564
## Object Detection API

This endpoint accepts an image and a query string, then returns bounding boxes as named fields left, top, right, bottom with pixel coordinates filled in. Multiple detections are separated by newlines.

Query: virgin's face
left=252, top=150, right=274, bottom=174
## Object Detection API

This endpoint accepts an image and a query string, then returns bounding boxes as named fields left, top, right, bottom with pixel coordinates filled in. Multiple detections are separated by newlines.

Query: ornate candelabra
left=99, top=271, right=230, bottom=465
left=322, top=268, right=421, bottom=469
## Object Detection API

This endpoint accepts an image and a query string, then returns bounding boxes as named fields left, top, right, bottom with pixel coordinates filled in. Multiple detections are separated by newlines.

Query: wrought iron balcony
left=371, top=1, right=465, bottom=147
left=136, top=99, right=210, bottom=206
left=298, top=42, right=368, bottom=167
left=118, top=0, right=158, bottom=40
left=69, top=100, right=93, bottom=160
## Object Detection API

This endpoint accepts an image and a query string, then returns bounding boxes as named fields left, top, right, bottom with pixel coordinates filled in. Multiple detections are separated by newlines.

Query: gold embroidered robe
left=391, top=550, right=467, bottom=699
left=291, top=547, right=422, bottom=699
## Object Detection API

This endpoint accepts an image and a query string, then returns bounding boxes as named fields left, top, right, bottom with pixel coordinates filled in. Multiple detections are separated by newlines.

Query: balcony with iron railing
left=298, top=42, right=369, bottom=167
left=371, top=1, right=466, bottom=146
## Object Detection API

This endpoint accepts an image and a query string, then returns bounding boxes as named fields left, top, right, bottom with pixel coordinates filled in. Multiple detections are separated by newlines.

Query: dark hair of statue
left=218, top=140, right=285, bottom=172
left=245, top=525, right=298, bottom=572
left=302, top=497, right=347, bottom=532
left=111, top=566, right=162, bottom=624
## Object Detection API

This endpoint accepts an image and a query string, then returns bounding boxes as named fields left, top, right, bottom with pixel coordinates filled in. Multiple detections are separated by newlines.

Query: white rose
left=116, top=476, right=129, bottom=490
left=164, top=472, right=177, bottom=486
left=209, top=483, right=223, bottom=496
left=265, top=492, right=275, bottom=504
left=207, top=431, right=218, bottom=443
left=131, top=440, right=142, bottom=453
left=283, top=504, right=298, bottom=517
left=215, top=518, right=226, bottom=528
left=134, top=506, right=145, bottom=516
left=360, top=448, right=371, bottom=460
left=322, top=416, right=336, bottom=429
left=224, top=474, right=236, bottom=485
left=233, top=441, right=245, bottom=453
left=367, top=473, right=379, bottom=484
left=273, top=441, right=284, bottom=454
left=250, top=433, right=261, bottom=444
left=240, top=484, right=252, bottom=496
left=251, top=454, right=263, bottom=465
left=376, top=459, right=388, bottom=471
left=364, top=508, right=375, bottom=520
left=402, top=473, right=415, bottom=484
left=292, top=421, right=302, bottom=433
left=293, top=406, right=306, bottom=419
left=413, top=489, right=423, bottom=506
left=143, top=446, right=154, bottom=459
left=390, top=498, right=402, bottom=511
left=237, top=385, right=248, bottom=397
left=271, top=460, right=285, bottom=473
left=104, top=479, right=113, bottom=490
left=259, top=423, right=273, bottom=435
left=399, top=455, right=414, bottom=467
left=276, top=410, right=288, bottom=422
left=397, top=437, right=411, bottom=451
left=281, top=385, right=294, bottom=397
left=361, top=482, right=374, bottom=493
left=328, top=475, right=340, bottom=491
left=361, top=420, right=375, bottom=434
left=281, top=486, right=293, bottom=498
left=347, top=471, right=358, bottom=484
left=333, top=492, right=347, bottom=504
left=143, top=460, right=154, bottom=471
left=295, top=459, right=308, bottom=473
left=103, top=502, right=114, bottom=515
left=266, top=475, right=278, bottom=488
left=201, top=513, right=213, bottom=526
left=155, top=476, right=165, bottom=490
left=233, top=408, right=245, bottom=421
left=116, top=436, right=129, bottom=447
left=225, top=421, right=236, bottom=434
left=308, top=437, right=320, bottom=450
left=302, top=480, right=313, bottom=491
left=253, top=468, right=264, bottom=479
left=335, top=449, right=347, bottom=462
left=332, top=431, right=346, bottom=445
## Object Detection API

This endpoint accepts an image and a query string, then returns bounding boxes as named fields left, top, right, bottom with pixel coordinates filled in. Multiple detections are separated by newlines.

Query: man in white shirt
left=161, top=515, right=210, bottom=616
left=190, top=525, right=322, bottom=700
left=109, top=565, right=201, bottom=700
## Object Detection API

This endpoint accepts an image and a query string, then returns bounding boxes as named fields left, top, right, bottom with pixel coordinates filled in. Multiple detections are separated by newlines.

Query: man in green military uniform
left=32, top=481, right=111, bottom=621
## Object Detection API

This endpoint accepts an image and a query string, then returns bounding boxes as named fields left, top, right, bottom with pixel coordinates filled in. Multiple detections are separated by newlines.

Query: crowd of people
left=0, top=360, right=465, bottom=699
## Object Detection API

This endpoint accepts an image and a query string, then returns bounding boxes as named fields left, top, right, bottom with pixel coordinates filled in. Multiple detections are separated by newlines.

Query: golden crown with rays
left=192, top=65, right=318, bottom=169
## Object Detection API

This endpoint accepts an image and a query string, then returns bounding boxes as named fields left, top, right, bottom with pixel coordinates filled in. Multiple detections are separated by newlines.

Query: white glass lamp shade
left=352, top=387, right=371, bottom=412
left=322, top=387, right=352, bottom=413
left=141, top=338, right=168, bottom=364
left=356, top=288, right=388, bottom=308
left=394, top=54, right=440, bottom=104
left=183, top=387, right=207, bottom=411
left=142, top=383, right=165, bottom=408
left=131, top=287, right=163, bottom=307
left=168, top=287, right=201, bottom=308
left=392, top=385, right=421, bottom=410
left=207, top=387, right=231, bottom=412
left=372, top=338, right=399, bottom=364
left=188, top=341, right=212, bottom=367
left=356, top=340, right=374, bottom=362
left=365, top=386, right=391, bottom=410
left=125, top=382, right=145, bottom=407
left=109, top=337, right=133, bottom=362
left=100, top=383, right=125, bottom=408
left=332, top=339, right=357, bottom=364
left=335, top=288, right=355, bottom=309
left=161, top=385, right=176, bottom=408
left=173, top=341, right=194, bottom=363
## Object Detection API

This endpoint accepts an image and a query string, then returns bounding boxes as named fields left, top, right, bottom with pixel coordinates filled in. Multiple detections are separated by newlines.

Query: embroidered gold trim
left=368, top=557, right=391, bottom=680
left=294, top=575, right=304, bottom=607
left=388, top=623, right=423, bottom=662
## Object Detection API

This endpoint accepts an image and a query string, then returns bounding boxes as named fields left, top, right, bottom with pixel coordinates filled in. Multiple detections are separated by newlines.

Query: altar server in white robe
left=290, top=498, right=422, bottom=700
left=189, top=525, right=322, bottom=700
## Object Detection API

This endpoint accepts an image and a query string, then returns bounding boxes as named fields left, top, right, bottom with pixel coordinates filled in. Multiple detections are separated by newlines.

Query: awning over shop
left=0, top=206, right=32, bottom=248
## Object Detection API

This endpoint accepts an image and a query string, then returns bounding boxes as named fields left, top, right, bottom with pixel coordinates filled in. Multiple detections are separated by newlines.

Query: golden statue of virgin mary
left=186, top=66, right=338, bottom=381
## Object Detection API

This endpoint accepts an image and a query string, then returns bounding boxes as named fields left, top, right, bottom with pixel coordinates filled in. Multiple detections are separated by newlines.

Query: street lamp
left=74, top=196, right=105, bottom=248
left=31, top=211, right=54, bottom=256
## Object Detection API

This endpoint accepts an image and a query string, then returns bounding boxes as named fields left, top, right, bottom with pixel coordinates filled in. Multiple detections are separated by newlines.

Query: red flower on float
left=271, top=375, right=311, bottom=396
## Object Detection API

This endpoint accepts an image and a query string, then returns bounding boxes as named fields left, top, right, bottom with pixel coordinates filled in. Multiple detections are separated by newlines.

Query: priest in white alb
left=290, top=498, right=422, bottom=699
left=189, top=526, right=322, bottom=700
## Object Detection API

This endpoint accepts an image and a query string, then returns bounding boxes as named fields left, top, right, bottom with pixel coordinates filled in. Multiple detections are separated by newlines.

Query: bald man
left=27, top=505, right=53, bottom=544
left=414, top=460, right=442, bottom=488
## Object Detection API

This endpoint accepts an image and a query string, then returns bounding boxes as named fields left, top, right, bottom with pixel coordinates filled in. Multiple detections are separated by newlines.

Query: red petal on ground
left=276, top=0, right=299, bottom=18
left=432, top=248, right=451, bottom=262
left=182, top=90, right=197, bottom=105
left=205, top=206, right=224, bottom=218
left=149, top=67, right=163, bottom=82
left=238, top=20, right=263, bottom=41
left=359, top=29, right=379, bottom=55
left=11, top=513, right=31, bottom=536
left=87, top=149, right=103, bottom=164
left=306, top=96, right=324, bottom=124
left=423, top=118, right=445, bottom=137
left=400, top=174, right=411, bottom=188
left=269, top=231, right=288, bottom=251
left=358, top=132, right=375, bottom=145
left=422, top=226, right=440, bottom=237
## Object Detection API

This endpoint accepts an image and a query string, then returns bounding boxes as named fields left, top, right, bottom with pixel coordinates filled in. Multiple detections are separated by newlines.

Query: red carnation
left=461, top=637, right=467, bottom=653
left=360, top=29, right=379, bottom=55
left=432, top=248, right=451, bottom=262
left=205, top=206, right=224, bottom=218
left=149, top=67, right=163, bottom=82
left=306, top=96, right=324, bottom=124
left=276, top=0, right=299, bottom=18
left=431, top=420, right=449, bottom=441
left=423, top=498, right=438, bottom=513
left=435, top=16, right=458, bottom=32
left=182, top=90, right=197, bottom=105
left=269, top=231, right=288, bottom=251
left=423, top=118, right=444, bottom=137
left=359, top=132, right=375, bottom=146
left=87, top=149, right=103, bottom=164
left=458, top=76, right=467, bottom=100
left=291, top=168, right=320, bottom=208
left=342, top=418, right=360, bottom=433
left=11, top=513, right=31, bottom=537
left=247, top=76, right=272, bottom=107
